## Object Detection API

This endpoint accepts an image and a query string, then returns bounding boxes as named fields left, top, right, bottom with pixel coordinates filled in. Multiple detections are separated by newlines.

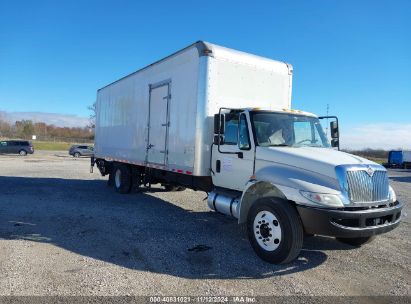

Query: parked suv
left=69, top=145, right=94, bottom=157
left=0, top=140, right=34, bottom=156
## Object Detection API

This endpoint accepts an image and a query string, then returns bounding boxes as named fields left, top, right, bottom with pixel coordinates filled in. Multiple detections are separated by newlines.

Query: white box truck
left=92, top=41, right=403, bottom=264
left=403, top=151, right=411, bottom=168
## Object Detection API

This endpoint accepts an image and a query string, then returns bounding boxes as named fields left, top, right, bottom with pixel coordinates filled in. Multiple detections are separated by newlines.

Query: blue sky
left=0, top=0, right=410, bottom=148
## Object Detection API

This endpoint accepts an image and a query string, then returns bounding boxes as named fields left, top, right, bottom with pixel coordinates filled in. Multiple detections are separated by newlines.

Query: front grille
left=346, top=170, right=389, bottom=203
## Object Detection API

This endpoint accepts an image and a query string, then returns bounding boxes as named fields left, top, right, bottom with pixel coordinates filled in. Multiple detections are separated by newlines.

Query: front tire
left=73, top=152, right=80, bottom=158
left=19, top=150, right=27, bottom=156
left=113, top=163, right=131, bottom=194
left=247, top=197, right=303, bottom=264
left=336, top=236, right=375, bottom=246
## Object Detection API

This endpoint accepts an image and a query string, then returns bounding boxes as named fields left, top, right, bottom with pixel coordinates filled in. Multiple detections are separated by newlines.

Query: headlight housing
left=389, top=186, right=397, bottom=203
left=300, top=190, right=344, bottom=208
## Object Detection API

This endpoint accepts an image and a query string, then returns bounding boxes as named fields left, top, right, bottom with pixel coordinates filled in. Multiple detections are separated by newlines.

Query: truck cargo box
left=403, top=151, right=411, bottom=163
left=388, top=150, right=411, bottom=168
left=388, top=150, right=403, bottom=166
left=95, top=41, right=293, bottom=176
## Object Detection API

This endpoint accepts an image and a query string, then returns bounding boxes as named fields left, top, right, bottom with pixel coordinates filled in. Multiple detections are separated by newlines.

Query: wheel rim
left=253, top=210, right=282, bottom=251
left=20, top=151, right=26, bottom=155
left=115, top=169, right=121, bottom=188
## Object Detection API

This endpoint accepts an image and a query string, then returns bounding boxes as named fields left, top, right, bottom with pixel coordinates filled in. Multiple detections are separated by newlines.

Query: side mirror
left=319, top=115, right=340, bottom=151
left=331, top=138, right=339, bottom=148
left=214, top=114, right=225, bottom=135
left=330, top=121, right=339, bottom=139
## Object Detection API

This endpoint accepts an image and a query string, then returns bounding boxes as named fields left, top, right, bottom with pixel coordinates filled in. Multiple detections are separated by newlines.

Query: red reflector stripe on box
left=186, top=171, right=192, bottom=175
left=177, top=169, right=183, bottom=173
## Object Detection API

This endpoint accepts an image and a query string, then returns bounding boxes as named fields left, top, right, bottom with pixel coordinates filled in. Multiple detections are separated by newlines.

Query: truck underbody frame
left=95, top=158, right=213, bottom=192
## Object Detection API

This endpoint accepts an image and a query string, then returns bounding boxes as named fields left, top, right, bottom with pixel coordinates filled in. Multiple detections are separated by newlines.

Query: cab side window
left=224, top=113, right=239, bottom=145
left=238, top=114, right=251, bottom=150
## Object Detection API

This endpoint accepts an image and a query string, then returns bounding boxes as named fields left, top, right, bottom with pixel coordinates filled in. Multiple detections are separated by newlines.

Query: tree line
left=342, top=148, right=389, bottom=159
left=0, top=119, right=94, bottom=141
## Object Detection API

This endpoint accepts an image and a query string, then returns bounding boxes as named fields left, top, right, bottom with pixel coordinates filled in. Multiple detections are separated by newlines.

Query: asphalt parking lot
left=0, top=151, right=410, bottom=296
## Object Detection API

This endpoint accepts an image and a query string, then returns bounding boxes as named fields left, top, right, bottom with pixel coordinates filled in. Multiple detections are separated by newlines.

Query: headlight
left=300, top=190, right=344, bottom=207
left=389, top=186, right=397, bottom=203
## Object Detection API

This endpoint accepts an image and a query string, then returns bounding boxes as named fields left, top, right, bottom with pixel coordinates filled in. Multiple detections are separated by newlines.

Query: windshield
left=251, top=112, right=330, bottom=148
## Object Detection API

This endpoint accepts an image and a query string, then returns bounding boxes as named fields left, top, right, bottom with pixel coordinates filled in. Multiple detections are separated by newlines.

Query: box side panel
left=193, top=56, right=212, bottom=176
left=95, top=47, right=200, bottom=171
left=95, top=74, right=148, bottom=163
left=166, top=51, right=199, bottom=171
left=207, top=56, right=292, bottom=115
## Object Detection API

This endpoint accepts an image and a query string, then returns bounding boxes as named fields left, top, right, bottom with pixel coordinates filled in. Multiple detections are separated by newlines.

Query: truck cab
left=209, top=108, right=403, bottom=263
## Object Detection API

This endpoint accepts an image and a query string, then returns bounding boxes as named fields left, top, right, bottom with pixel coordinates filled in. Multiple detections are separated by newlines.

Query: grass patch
left=365, top=157, right=386, bottom=165
left=33, top=141, right=74, bottom=151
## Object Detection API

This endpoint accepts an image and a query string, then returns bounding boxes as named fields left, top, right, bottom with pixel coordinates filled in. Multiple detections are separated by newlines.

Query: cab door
left=211, top=112, right=255, bottom=191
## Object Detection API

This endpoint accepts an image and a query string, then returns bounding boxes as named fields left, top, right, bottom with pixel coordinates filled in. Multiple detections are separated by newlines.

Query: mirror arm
left=319, top=115, right=339, bottom=130
left=319, top=115, right=340, bottom=151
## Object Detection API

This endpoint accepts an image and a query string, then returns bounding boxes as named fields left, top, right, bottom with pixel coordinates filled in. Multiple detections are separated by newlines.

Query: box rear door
left=147, top=82, right=170, bottom=165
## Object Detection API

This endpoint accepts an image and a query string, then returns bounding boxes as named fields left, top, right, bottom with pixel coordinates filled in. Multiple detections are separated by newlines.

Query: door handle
left=147, top=144, right=154, bottom=150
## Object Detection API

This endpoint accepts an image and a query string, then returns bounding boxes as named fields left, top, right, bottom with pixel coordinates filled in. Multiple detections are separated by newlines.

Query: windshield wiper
left=307, top=144, right=324, bottom=147
left=269, top=144, right=290, bottom=147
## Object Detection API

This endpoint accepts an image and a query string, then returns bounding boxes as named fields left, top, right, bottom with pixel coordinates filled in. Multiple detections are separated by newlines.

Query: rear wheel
left=19, top=150, right=27, bottom=156
left=336, top=236, right=375, bottom=246
left=247, top=197, right=303, bottom=264
left=73, top=152, right=80, bottom=158
left=113, top=164, right=132, bottom=194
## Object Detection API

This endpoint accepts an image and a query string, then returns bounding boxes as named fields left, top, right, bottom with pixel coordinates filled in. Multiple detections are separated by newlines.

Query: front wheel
left=19, top=150, right=27, bottom=156
left=336, top=236, right=375, bottom=247
left=247, top=197, right=303, bottom=264
left=73, top=152, right=80, bottom=158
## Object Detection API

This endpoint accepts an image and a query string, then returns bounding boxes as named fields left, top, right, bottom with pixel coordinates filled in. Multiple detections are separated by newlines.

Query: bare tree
left=87, top=101, right=97, bottom=129
left=0, top=112, right=11, bottom=138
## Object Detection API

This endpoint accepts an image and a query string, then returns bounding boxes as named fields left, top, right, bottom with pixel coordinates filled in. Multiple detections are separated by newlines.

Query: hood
left=256, top=146, right=377, bottom=179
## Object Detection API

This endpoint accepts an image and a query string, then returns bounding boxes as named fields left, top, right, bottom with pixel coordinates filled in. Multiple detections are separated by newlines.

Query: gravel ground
left=0, top=151, right=409, bottom=296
